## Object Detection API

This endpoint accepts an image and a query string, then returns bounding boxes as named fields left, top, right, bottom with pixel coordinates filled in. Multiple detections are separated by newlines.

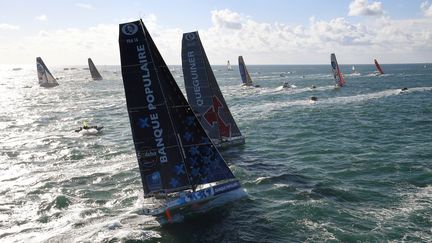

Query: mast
left=119, top=20, right=236, bottom=197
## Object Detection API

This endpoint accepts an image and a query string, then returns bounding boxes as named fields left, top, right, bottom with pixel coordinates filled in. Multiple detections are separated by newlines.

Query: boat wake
left=244, top=86, right=432, bottom=119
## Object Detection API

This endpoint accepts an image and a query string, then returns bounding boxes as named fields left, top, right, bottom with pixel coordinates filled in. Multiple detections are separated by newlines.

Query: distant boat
left=88, top=58, right=103, bottom=80
left=75, top=122, right=104, bottom=135
left=181, top=31, right=245, bottom=148
left=374, top=59, right=384, bottom=75
left=330, top=53, right=345, bottom=87
left=12, top=67, right=22, bottom=71
left=399, top=87, right=408, bottom=93
left=63, top=67, right=70, bottom=70
left=351, top=65, right=360, bottom=76
left=238, top=56, right=259, bottom=87
left=118, top=19, right=246, bottom=224
left=227, top=60, right=233, bottom=71
left=36, top=57, right=59, bottom=87
left=309, top=96, right=318, bottom=104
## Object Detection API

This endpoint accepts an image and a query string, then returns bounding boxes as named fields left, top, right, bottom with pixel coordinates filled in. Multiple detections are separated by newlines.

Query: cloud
left=200, top=9, right=432, bottom=64
left=348, top=0, right=384, bottom=16
left=75, top=3, right=93, bottom=9
left=421, top=1, right=432, bottom=17
left=211, top=9, right=244, bottom=29
left=35, top=14, right=48, bottom=21
left=0, top=23, right=20, bottom=30
left=0, top=14, right=170, bottom=65
left=1, top=9, right=432, bottom=65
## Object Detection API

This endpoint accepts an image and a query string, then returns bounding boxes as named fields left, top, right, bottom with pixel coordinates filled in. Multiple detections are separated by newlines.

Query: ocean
left=0, top=63, right=431, bottom=242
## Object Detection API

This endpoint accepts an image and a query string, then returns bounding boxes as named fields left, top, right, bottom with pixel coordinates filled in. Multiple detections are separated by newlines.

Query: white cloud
left=0, top=23, right=20, bottom=30
left=75, top=3, right=93, bottom=9
left=1, top=10, right=431, bottom=65
left=200, top=9, right=431, bottom=64
left=35, top=14, right=48, bottom=21
left=421, top=1, right=432, bottom=17
left=0, top=15, right=169, bottom=65
left=348, top=0, right=384, bottom=16
left=211, top=9, right=244, bottom=29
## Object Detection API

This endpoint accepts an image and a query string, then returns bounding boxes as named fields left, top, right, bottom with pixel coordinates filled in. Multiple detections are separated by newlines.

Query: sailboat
left=36, top=57, right=59, bottom=87
left=330, top=53, right=345, bottom=87
left=118, top=19, right=246, bottom=224
left=238, top=56, right=259, bottom=87
left=374, top=59, right=384, bottom=75
left=351, top=65, right=360, bottom=76
left=181, top=31, right=245, bottom=148
left=227, top=60, right=233, bottom=71
left=88, top=58, right=103, bottom=80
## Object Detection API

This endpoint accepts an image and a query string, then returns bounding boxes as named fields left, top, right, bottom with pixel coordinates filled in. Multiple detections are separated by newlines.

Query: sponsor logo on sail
left=187, top=51, right=204, bottom=106
left=146, top=172, right=162, bottom=191
left=136, top=43, right=168, bottom=164
left=122, top=23, right=138, bottom=36
left=185, top=32, right=196, bottom=41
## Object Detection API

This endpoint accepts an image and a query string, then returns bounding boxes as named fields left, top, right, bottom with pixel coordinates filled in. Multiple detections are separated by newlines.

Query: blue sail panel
left=171, top=106, right=236, bottom=186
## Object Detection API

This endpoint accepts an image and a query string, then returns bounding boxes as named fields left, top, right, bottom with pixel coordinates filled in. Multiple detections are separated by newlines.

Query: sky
left=1, top=0, right=432, bottom=65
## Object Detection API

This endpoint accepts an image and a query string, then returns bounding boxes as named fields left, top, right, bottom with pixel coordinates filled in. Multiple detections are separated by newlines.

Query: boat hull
left=75, top=126, right=104, bottom=135
left=214, top=136, right=246, bottom=149
left=39, top=83, right=59, bottom=88
left=144, top=180, right=246, bottom=225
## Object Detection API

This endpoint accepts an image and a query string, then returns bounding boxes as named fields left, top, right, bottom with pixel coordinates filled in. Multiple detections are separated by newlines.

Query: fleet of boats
left=30, top=18, right=398, bottom=226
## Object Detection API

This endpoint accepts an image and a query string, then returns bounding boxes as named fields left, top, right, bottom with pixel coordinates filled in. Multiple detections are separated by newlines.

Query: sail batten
left=36, top=57, right=59, bottom=87
left=88, top=58, right=103, bottom=80
left=119, top=20, right=236, bottom=197
left=330, top=53, right=345, bottom=87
